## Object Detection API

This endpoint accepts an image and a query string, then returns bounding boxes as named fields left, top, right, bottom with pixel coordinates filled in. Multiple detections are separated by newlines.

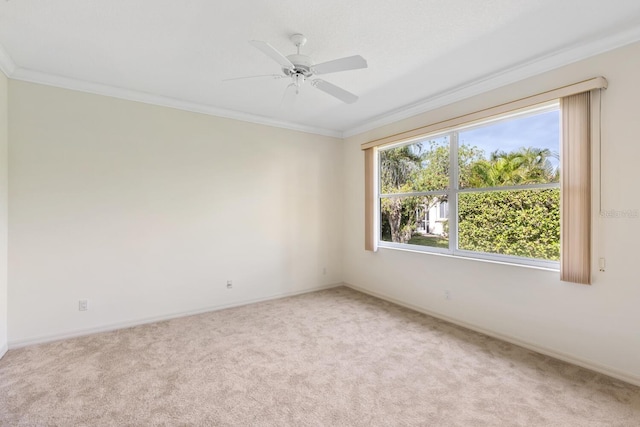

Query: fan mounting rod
left=283, top=34, right=313, bottom=78
left=290, top=34, right=307, bottom=53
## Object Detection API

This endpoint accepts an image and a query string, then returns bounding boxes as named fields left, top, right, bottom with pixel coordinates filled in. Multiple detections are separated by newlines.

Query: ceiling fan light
left=293, top=74, right=305, bottom=88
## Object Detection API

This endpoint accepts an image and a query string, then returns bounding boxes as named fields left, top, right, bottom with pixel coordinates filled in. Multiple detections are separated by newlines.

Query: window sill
left=376, top=242, right=560, bottom=272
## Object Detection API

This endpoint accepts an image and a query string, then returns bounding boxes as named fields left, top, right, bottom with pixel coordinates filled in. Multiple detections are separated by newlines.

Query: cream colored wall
left=8, top=81, right=343, bottom=345
left=5, top=40, right=640, bottom=384
left=0, top=71, right=7, bottom=357
left=343, top=41, right=640, bottom=385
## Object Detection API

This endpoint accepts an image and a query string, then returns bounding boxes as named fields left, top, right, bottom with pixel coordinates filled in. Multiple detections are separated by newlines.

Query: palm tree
left=379, top=145, right=422, bottom=191
left=379, top=145, right=422, bottom=243
left=469, top=147, right=558, bottom=187
left=513, top=147, right=558, bottom=183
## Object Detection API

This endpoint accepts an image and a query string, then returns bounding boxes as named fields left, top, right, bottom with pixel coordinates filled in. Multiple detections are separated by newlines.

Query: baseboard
left=8, top=283, right=343, bottom=349
left=0, top=342, right=7, bottom=360
left=344, top=282, right=640, bottom=388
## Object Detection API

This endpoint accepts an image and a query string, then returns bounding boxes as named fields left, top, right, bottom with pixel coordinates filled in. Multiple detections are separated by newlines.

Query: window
left=366, top=77, right=606, bottom=281
left=378, top=103, right=560, bottom=268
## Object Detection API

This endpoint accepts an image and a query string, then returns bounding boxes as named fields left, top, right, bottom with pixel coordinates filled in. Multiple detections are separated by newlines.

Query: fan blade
left=249, top=40, right=294, bottom=70
left=313, top=79, right=358, bottom=104
left=313, top=55, right=367, bottom=75
left=223, top=74, right=284, bottom=82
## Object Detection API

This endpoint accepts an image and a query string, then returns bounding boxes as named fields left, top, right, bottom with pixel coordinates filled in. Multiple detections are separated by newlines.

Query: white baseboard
left=344, top=282, right=640, bottom=388
left=0, top=342, right=7, bottom=360
left=8, top=283, right=343, bottom=349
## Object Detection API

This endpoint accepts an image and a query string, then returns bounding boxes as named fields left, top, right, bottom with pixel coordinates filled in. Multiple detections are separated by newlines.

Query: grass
left=408, top=234, right=449, bottom=248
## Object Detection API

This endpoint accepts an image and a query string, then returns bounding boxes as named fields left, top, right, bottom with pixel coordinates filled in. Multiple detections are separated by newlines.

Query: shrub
left=457, top=189, right=560, bottom=260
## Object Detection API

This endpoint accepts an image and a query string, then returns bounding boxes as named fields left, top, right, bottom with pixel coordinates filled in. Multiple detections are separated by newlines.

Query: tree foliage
left=379, top=144, right=422, bottom=193
left=467, top=147, right=558, bottom=187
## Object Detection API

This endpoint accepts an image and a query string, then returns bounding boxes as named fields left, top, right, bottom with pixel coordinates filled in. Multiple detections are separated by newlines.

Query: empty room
left=1, top=1, right=640, bottom=425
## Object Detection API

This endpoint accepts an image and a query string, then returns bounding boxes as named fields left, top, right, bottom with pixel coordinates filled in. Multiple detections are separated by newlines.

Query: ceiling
left=1, top=1, right=640, bottom=138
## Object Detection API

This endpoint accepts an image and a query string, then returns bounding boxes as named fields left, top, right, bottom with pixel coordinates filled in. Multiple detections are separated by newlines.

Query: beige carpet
left=1, top=287, right=639, bottom=426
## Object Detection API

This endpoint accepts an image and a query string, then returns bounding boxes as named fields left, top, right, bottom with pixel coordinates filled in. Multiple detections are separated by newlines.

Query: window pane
left=457, top=188, right=560, bottom=261
left=459, top=110, right=559, bottom=189
left=380, top=195, right=449, bottom=248
left=379, top=135, right=449, bottom=194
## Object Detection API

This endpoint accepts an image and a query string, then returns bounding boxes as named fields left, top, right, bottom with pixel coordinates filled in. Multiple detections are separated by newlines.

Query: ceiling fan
left=226, top=34, right=367, bottom=104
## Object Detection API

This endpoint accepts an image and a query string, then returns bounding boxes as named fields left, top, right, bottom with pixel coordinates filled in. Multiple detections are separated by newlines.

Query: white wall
left=0, top=70, right=8, bottom=358
left=343, top=41, right=640, bottom=385
left=8, top=81, right=343, bottom=345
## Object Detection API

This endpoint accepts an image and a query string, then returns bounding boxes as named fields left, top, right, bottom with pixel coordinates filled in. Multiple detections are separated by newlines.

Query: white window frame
left=377, top=102, right=560, bottom=270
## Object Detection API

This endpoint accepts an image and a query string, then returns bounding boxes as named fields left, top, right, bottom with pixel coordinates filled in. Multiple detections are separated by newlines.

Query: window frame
left=376, top=102, right=561, bottom=270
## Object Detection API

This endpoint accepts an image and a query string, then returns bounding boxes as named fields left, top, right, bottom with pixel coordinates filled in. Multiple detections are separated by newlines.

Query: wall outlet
left=226, top=280, right=233, bottom=289
left=322, top=267, right=327, bottom=275
left=78, top=299, right=88, bottom=311
left=444, top=290, right=451, bottom=300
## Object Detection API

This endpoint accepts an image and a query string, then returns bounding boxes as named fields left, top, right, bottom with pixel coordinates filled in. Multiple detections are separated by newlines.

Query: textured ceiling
left=1, top=0, right=640, bottom=137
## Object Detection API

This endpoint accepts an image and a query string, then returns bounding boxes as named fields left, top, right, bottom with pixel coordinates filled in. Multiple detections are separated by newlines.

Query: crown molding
left=3, top=23, right=640, bottom=140
left=0, top=42, right=16, bottom=77
left=8, top=66, right=343, bottom=138
left=342, top=24, right=640, bottom=138
left=0, top=35, right=339, bottom=138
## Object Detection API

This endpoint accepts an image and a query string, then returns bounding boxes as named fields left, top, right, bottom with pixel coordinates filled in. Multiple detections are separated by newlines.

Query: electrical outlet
left=444, top=290, right=451, bottom=300
left=78, top=299, right=88, bottom=311
left=322, top=267, right=327, bottom=275
left=226, top=280, right=233, bottom=289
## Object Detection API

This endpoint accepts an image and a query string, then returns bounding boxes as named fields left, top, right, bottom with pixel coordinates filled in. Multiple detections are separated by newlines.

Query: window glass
left=377, top=104, right=560, bottom=267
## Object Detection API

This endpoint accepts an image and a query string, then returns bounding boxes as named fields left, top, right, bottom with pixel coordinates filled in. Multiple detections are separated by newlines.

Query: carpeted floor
left=1, top=286, right=639, bottom=426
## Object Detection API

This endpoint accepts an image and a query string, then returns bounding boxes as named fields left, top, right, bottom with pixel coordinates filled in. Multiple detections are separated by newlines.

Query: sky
left=459, top=110, right=560, bottom=167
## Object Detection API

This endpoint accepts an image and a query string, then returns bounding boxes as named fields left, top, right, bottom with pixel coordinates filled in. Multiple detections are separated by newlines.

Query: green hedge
left=458, top=189, right=560, bottom=261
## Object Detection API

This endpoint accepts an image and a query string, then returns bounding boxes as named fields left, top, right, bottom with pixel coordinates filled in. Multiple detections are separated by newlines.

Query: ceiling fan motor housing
left=284, top=54, right=314, bottom=77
